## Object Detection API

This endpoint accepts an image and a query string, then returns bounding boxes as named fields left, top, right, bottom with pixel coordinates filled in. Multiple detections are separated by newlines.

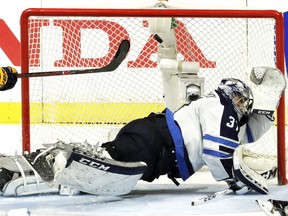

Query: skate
left=23, top=150, right=55, bottom=182
left=0, top=153, right=59, bottom=196
left=256, top=199, right=288, bottom=216
left=0, top=167, right=17, bottom=191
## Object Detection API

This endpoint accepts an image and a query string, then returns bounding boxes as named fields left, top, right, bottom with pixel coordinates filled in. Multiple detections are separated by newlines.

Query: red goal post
left=20, top=8, right=286, bottom=185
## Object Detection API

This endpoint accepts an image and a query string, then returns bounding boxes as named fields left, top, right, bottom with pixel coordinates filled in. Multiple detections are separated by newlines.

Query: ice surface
left=0, top=125, right=287, bottom=216
left=0, top=171, right=287, bottom=216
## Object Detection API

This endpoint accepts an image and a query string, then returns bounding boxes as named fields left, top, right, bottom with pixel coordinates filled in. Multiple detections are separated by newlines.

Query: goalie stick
left=191, top=166, right=277, bottom=206
left=18, top=40, right=130, bottom=78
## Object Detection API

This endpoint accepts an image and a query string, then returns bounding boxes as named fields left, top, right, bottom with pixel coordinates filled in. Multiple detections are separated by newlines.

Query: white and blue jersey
left=173, top=89, right=273, bottom=182
left=174, top=89, right=241, bottom=181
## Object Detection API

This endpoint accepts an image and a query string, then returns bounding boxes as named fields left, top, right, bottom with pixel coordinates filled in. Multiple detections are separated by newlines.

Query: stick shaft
left=191, top=167, right=277, bottom=206
left=17, top=40, right=130, bottom=78
left=191, top=189, right=234, bottom=206
left=17, top=67, right=110, bottom=78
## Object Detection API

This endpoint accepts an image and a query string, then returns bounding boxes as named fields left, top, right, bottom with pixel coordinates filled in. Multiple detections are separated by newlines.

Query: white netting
left=20, top=9, right=284, bottom=180
left=250, top=67, right=267, bottom=84
left=242, top=127, right=278, bottom=171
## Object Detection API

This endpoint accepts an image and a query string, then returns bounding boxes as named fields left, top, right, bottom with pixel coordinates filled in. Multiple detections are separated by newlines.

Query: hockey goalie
left=0, top=66, right=286, bottom=197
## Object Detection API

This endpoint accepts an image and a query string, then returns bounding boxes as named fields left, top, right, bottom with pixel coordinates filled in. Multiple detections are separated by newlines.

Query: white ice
left=0, top=125, right=287, bottom=216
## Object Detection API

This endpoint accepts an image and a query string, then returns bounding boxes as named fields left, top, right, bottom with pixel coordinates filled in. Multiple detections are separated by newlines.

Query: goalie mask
left=218, top=78, right=253, bottom=119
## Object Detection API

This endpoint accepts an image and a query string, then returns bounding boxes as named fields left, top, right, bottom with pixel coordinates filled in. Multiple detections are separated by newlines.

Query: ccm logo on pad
left=253, top=109, right=272, bottom=115
left=78, top=157, right=110, bottom=171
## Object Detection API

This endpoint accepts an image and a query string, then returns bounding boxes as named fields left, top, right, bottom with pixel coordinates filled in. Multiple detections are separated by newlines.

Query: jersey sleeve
left=239, top=113, right=274, bottom=144
left=200, top=97, right=241, bottom=181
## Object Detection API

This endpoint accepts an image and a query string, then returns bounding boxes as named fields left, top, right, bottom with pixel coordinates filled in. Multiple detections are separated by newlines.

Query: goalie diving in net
left=0, top=66, right=286, bottom=197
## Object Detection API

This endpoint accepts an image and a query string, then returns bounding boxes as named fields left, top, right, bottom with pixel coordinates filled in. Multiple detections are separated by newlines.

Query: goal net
left=20, top=7, right=286, bottom=184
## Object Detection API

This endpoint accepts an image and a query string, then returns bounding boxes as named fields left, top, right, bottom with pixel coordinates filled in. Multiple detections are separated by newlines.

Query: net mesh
left=22, top=10, right=280, bottom=169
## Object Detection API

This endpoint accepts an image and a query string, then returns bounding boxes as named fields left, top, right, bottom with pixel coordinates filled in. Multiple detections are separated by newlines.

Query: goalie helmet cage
left=20, top=8, right=287, bottom=185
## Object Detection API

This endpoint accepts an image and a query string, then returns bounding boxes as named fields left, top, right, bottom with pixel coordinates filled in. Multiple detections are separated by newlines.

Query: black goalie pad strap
left=233, top=146, right=269, bottom=195
left=234, top=165, right=269, bottom=195
left=66, top=149, right=147, bottom=176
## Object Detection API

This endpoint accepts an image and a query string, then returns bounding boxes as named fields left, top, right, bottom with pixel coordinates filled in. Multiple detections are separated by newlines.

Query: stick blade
left=102, top=39, right=130, bottom=72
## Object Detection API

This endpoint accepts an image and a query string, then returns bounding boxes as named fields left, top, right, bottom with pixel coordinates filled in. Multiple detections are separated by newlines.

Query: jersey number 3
left=226, top=116, right=239, bottom=131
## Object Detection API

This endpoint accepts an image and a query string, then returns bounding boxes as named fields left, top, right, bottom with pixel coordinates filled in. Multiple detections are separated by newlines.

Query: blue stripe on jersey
left=246, top=124, right=254, bottom=143
left=165, top=108, right=191, bottom=181
left=204, top=134, right=239, bottom=148
left=203, top=149, right=232, bottom=158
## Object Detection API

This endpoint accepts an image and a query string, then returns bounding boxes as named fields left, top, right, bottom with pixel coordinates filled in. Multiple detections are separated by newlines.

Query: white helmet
left=218, top=78, right=253, bottom=119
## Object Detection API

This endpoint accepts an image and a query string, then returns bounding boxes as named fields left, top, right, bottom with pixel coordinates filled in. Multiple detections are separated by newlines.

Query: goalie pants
left=102, top=112, right=194, bottom=183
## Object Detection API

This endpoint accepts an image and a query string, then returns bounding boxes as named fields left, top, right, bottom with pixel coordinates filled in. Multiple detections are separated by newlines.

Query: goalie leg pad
left=233, top=147, right=269, bottom=194
left=57, top=149, right=147, bottom=196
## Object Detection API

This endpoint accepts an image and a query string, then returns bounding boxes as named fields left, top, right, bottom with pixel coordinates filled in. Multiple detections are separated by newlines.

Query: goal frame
left=20, top=8, right=286, bottom=185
